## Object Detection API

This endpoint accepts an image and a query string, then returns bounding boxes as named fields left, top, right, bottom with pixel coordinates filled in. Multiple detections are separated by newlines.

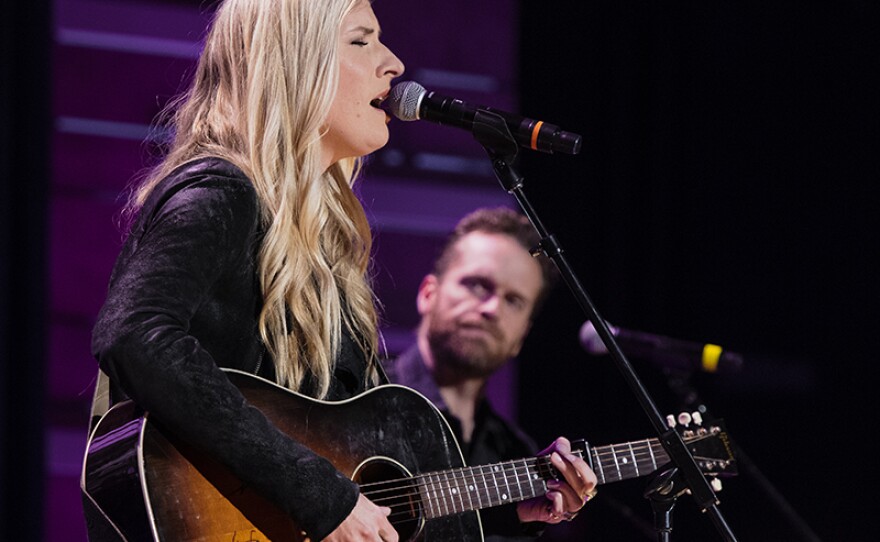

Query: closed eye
left=349, top=25, right=376, bottom=47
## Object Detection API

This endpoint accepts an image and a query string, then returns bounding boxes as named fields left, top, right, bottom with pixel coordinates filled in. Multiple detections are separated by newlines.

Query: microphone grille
left=388, top=81, right=426, bottom=121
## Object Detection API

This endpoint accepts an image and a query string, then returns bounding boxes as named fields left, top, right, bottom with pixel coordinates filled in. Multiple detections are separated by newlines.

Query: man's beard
left=426, top=322, right=511, bottom=380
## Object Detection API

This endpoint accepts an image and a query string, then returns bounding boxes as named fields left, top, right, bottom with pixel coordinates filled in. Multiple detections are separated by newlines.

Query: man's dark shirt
left=385, top=344, right=543, bottom=541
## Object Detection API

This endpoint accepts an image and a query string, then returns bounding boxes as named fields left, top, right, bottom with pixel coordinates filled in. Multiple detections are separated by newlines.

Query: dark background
left=516, top=1, right=878, bottom=540
left=2, top=0, right=878, bottom=539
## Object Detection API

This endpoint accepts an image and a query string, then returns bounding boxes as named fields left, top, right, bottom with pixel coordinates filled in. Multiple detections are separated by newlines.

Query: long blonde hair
left=129, top=0, right=379, bottom=398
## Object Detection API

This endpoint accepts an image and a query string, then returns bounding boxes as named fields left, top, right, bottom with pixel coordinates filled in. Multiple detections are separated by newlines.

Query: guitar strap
left=88, top=369, right=111, bottom=434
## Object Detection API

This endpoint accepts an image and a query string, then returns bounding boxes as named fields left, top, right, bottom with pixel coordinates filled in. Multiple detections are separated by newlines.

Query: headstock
left=668, top=412, right=738, bottom=479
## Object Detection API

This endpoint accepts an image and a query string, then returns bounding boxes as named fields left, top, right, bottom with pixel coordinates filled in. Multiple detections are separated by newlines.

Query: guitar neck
left=588, top=438, right=670, bottom=485
left=412, top=437, right=669, bottom=518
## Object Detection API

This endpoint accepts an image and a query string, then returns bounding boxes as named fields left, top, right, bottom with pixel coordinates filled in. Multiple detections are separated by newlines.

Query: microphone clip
left=473, top=109, right=519, bottom=155
left=473, top=109, right=525, bottom=193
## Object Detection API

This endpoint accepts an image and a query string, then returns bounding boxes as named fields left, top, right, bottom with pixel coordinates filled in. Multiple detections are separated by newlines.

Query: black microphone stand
left=643, top=465, right=689, bottom=542
left=469, top=109, right=738, bottom=542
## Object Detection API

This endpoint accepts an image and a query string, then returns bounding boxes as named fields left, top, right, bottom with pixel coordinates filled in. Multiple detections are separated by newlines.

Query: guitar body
left=82, top=370, right=483, bottom=541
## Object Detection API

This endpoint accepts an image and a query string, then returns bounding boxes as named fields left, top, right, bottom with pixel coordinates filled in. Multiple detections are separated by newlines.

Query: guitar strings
left=360, top=438, right=687, bottom=519
left=372, top=456, right=605, bottom=523
left=362, top=456, right=556, bottom=514
left=365, top=434, right=717, bottom=524
left=360, top=439, right=671, bottom=496
left=363, top=434, right=724, bottom=526
left=359, top=465, right=545, bottom=523
left=361, top=441, right=668, bottom=497
left=369, top=466, right=550, bottom=522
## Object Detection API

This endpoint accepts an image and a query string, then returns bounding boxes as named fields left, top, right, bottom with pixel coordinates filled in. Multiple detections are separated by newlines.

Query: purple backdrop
left=48, top=0, right=520, bottom=539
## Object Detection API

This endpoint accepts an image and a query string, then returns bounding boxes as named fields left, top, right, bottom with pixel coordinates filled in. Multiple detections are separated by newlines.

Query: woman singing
left=89, top=0, right=404, bottom=539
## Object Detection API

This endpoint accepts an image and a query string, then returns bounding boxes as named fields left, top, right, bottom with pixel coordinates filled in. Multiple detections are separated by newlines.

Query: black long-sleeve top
left=92, top=157, right=370, bottom=540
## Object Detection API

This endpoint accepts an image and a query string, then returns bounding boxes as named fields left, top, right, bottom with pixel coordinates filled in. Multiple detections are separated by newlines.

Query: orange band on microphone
left=702, top=344, right=722, bottom=372
left=530, top=121, right=543, bottom=150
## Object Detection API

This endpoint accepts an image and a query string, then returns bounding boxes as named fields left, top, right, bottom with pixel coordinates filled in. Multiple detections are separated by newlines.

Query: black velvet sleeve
left=91, top=165, right=358, bottom=540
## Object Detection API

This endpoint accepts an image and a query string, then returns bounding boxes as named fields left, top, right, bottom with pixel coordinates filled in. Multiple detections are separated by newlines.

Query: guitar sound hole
left=353, top=458, right=424, bottom=541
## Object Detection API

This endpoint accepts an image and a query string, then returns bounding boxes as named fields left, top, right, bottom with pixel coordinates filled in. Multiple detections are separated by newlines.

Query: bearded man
left=385, top=207, right=596, bottom=541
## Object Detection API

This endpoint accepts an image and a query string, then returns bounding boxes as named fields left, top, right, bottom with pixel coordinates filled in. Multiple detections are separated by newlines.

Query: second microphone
left=579, top=321, right=744, bottom=374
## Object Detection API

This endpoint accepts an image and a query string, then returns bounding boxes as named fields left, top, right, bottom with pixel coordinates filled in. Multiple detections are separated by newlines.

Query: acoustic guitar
left=81, top=369, right=736, bottom=541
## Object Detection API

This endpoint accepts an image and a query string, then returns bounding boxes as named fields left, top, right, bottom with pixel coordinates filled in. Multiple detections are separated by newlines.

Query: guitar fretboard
left=416, top=458, right=549, bottom=518
left=414, top=437, right=671, bottom=517
left=589, top=438, right=670, bottom=485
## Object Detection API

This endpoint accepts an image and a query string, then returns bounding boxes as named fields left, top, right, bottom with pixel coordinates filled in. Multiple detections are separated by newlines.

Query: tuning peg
left=711, top=478, right=723, bottom=492
left=666, top=414, right=676, bottom=428
left=692, top=411, right=703, bottom=425
left=677, top=412, right=692, bottom=427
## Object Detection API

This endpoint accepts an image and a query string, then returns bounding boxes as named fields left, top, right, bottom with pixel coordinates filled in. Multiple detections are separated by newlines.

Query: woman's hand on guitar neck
left=324, top=494, right=399, bottom=542
left=516, top=436, right=599, bottom=524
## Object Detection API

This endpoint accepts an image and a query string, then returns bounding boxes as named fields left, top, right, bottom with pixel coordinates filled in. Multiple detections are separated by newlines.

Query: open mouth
left=371, top=95, right=391, bottom=123
left=370, top=92, right=389, bottom=111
